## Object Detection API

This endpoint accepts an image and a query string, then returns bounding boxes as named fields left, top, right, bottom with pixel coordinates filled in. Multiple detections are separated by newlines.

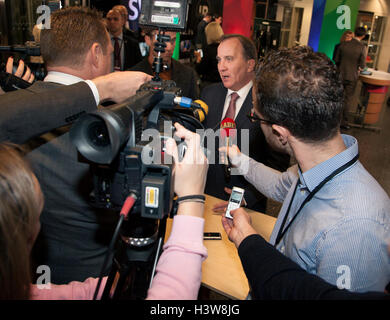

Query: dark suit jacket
left=130, top=57, right=200, bottom=99
left=0, top=81, right=96, bottom=144
left=196, top=42, right=220, bottom=83
left=122, top=32, right=143, bottom=70
left=335, top=38, right=366, bottom=82
left=25, top=81, right=117, bottom=284
left=201, top=83, right=290, bottom=212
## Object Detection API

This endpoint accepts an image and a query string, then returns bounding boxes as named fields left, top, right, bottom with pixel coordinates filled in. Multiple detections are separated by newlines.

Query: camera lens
left=87, top=122, right=110, bottom=147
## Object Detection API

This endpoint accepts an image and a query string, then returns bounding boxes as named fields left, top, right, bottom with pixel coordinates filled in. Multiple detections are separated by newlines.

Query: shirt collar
left=44, top=71, right=84, bottom=85
left=227, top=80, right=253, bottom=100
left=298, top=134, right=359, bottom=192
left=111, top=32, right=123, bottom=41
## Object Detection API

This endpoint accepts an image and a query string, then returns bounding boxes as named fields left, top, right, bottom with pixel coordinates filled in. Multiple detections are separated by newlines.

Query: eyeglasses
left=247, top=109, right=274, bottom=125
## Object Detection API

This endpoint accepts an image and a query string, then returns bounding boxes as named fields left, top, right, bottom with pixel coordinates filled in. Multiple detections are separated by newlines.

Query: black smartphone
left=203, top=232, right=222, bottom=240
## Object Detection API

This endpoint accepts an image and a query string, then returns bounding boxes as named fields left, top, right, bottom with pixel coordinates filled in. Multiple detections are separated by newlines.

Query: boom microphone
left=220, top=117, right=237, bottom=181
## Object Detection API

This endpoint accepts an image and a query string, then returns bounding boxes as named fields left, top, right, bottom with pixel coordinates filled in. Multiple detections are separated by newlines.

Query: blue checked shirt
left=235, top=134, right=390, bottom=292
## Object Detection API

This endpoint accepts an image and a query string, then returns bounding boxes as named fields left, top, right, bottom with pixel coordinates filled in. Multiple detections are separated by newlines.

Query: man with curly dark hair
left=220, top=46, right=390, bottom=294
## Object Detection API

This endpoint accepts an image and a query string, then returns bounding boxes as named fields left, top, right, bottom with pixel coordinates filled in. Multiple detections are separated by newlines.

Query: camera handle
left=101, top=215, right=167, bottom=300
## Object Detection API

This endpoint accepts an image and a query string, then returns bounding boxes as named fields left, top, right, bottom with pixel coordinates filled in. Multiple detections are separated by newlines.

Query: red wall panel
left=222, top=0, right=254, bottom=37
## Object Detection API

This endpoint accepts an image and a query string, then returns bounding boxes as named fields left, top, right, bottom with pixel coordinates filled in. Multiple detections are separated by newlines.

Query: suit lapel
left=235, top=87, right=252, bottom=128
left=207, top=84, right=227, bottom=130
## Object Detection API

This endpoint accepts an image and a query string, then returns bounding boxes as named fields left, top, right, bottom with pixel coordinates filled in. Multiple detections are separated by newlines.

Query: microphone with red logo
left=220, top=117, right=237, bottom=182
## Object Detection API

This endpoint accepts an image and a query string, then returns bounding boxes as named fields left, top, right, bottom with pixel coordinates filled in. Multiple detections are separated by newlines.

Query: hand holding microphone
left=218, top=144, right=241, bottom=165
left=220, top=118, right=237, bottom=181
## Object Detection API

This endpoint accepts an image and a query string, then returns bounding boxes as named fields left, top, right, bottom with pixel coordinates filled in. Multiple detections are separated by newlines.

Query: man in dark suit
left=23, top=7, right=151, bottom=284
left=130, top=29, right=200, bottom=100
left=334, top=27, right=367, bottom=129
left=0, top=72, right=150, bottom=144
left=195, top=12, right=213, bottom=50
left=202, top=34, right=289, bottom=212
left=106, top=8, right=142, bottom=71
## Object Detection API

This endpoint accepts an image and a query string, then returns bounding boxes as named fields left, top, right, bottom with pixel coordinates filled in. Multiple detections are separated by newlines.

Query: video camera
left=70, top=78, right=205, bottom=220
left=70, top=0, right=205, bottom=300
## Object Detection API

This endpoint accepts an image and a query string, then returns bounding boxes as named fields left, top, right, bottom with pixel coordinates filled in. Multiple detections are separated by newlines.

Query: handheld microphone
left=220, top=117, right=237, bottom=182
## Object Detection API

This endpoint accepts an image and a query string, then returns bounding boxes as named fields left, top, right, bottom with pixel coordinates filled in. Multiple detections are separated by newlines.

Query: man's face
left=217, top=38, right=255, bottom=91
left=106, top=11, right=124, bottom=34
left=145, top=31, right=176, bottom=65
left=251, top=88, right=288, bottom=155
left=345, top=33, right=353, bottom=41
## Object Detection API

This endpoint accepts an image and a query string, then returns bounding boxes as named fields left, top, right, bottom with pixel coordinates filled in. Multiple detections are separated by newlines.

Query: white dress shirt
left=44, top=71, right=100, bottom=106
left=221, top=80, right=253, bottom=120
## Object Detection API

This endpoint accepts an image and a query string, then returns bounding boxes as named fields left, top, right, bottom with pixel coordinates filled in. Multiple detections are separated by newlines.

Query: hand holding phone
left=225, top=187, right=245, bottom=219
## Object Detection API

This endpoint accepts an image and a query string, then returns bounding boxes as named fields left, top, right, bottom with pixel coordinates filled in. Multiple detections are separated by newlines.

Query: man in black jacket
left=334, top=27, right=367, bottom=129
left=106, top=8, right=142, bottom=71
left=20, top=7, right=151, bottom=284
left=201, top=34, right=289, bottom=212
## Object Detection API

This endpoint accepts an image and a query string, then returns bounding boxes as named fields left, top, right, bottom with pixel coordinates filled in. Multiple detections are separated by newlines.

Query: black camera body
left=70, top=79, right=201, bottom=221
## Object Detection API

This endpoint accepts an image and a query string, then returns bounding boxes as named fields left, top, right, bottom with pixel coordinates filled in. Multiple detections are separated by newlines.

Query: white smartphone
left=225, top=187, right=245, bottom=219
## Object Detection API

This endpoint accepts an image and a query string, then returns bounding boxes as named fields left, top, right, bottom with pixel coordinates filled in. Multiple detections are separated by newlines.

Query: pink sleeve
left=146, top=215, right=208, bottom=300
left=30, top=277, right=107, bottom=300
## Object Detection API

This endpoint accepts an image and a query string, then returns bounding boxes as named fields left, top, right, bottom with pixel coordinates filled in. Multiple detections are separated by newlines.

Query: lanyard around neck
left=274, top=153, right=359, bottom=247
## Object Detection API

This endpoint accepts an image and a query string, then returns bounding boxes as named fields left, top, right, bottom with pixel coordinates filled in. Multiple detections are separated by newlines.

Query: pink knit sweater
left=30, top=215, right=207, bottom=300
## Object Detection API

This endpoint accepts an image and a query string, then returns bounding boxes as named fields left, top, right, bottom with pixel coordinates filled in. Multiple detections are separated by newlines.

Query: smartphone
left=203, top=232, right=222, bottom=240
left=225, top=187, right=245, bottom=219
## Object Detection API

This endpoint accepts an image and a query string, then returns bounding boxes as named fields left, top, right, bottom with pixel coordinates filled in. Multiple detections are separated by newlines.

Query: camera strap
left=274, top=153, right=359, bottom=247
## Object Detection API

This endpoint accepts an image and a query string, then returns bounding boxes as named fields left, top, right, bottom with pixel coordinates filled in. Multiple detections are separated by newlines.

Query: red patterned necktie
left=114, top=37, right=121, bottom=71
left=225, top=92, right=239, bottom=119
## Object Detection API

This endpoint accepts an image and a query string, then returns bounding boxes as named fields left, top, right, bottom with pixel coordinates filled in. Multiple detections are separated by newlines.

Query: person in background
left=196, top=20, right=224, bottom=88
left=212, top=13, right=223, bottom=26
left=106, top=7, right=142, bottom=71
left=334, top=27, right=367, bottom=130
left=332, top=30, right=354, bottom=65
left=130, top=28, right=200, bottom=99
left=195, top=12, right=213, bottom=50
left=0, top=122, right=209, bottom=299
left=112, top=5, right=131, bottom=33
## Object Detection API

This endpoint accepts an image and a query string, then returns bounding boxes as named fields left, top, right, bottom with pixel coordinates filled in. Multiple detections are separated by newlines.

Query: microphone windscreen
left=193, top=99, right=209, bottom=122
left=220, top=117, right=236, bottom=139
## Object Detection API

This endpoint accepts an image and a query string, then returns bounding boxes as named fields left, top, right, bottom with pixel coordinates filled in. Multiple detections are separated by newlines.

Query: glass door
left=356, top=11, right=387, bottom=69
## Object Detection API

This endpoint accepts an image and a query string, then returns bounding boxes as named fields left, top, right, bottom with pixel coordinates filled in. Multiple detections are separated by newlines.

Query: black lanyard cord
left=274, top=153, right=359, bottom=246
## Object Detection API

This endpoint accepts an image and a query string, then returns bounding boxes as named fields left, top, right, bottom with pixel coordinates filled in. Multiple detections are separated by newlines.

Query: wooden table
left=165, top=194, right=277, bottom=300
